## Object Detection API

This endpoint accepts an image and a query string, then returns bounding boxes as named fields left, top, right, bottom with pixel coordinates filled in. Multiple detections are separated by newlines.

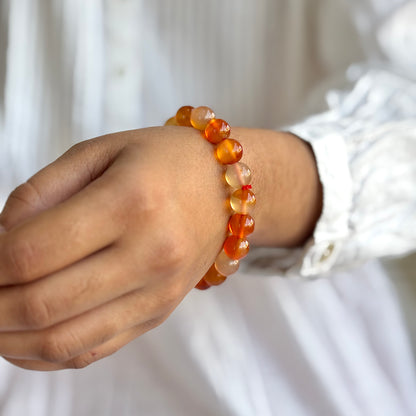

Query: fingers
left=0, top=172, right=127, bottom=285
left=0, top=246, right=121, bottom=330
left=0, top=138, right=120, bottom=231
left=0, top=280, right=181, bottom=363
left=2, top=322, right=162, bottom=371
left=0, top=237, right=172, bottom=331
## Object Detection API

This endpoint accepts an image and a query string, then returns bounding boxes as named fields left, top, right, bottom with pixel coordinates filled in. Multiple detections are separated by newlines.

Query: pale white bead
left=214, top=250, right=240, bottom=276
left=225, top=162, right=252, bottom=188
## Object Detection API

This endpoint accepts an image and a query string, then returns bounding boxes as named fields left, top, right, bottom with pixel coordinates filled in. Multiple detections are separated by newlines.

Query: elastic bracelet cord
left=165, top=106, right=256, bottom=290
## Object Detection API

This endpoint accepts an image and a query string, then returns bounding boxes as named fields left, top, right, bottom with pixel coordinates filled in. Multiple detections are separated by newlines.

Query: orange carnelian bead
left=203, top=264, right=227, bottom=286
left=204, top=119, right=231, bottom=144
left=176, top=106, right=194, bottom=126
left=190, top=106, right=215, bottom=130
left=164, top=116, right=178, bottom=126
left=195, top=277, right=211, bottom=290
left=223, top=235, right=249, bottom=260
left=225, top=162, right=251, bottom=188
left=214, top=250, right=240, bottom=276
left=230, top=188, right=256, bottom=214
left=228, top=214, right=255, bottom=238
left=216, top=139, right=243, bottom=164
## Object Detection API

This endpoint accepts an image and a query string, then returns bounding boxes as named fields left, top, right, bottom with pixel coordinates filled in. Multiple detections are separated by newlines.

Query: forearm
left=233, top=128, right=323, bottom=248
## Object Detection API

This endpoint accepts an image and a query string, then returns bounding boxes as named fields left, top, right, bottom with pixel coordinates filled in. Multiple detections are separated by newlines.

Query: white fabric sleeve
left=245, top=67, right=416, bottom=278
left=290, top=68, right=416, bottom=276
left=245, top=66, right=416, bottom=277
left=245, top=1, right=416, bottom=278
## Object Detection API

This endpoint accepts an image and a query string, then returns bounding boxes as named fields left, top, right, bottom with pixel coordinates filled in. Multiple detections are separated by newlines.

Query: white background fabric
left=0, top=0, right=415, bottom=415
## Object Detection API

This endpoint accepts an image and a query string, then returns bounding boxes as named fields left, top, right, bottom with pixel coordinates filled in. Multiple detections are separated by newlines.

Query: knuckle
left=20, top=288, right=52, bottom=329
left=1, top=181, right=43, bottom=227
left=4, top=237, right=37, bottom=282
left=66, top=138, right=114, bottom=182
left=149, top=232, right=188, bottom=277
left=66, top=139, right=93, bottom=156
left=96, top=319, right=118, bottom=343
left=8, top=181, right=43, bottom=210
left=143, top=315, right=167, bottom=332
left=163, top=237, right=188, bottom=272
left=68, top=353, right=98, bottom=370
left=64, top=141, right=98, bottom=181
left=65, top=271, right=99, bottom=307
left=120, top=166, right=168, bottom=221
left=122, top=177, right=156, bottom=215
left=163, top=283, right=184, bottom=306
left=39, top=330, right=82, bottom=363
left=40, top=334, right=70, bottom=363
left=150, top=281, right=185, bottom=312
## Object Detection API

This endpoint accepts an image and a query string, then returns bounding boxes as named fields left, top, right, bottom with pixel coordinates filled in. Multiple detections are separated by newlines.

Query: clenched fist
left=0, top=126, right=321, bottom=370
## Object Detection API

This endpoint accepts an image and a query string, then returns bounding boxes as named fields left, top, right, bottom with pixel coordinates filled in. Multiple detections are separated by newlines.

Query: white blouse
left=0, top=0, right=416, bottom=415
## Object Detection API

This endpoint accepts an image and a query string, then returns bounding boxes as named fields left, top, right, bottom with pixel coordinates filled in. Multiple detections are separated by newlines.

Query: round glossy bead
left=216, top=139, right=243, bottom=165
left=164, top=116, right=178, bottom=126
left=190, top=106, right=215, bottom=130
left=175, top=106, right=194, bottom=126
left=228, top=214, right=255, bottom=238
left=204, top=119, right=231, bottom=144
left=225, top=162, right=252, bottom=188
left=214, top=250, right=240, bottom=276
left=204, top=264, right=227, bottom=286
left=195, top=278, right=211, bottom=290
left=223, top=235, right=249, bottom=260
left=230, top=188, right=256, bottom=214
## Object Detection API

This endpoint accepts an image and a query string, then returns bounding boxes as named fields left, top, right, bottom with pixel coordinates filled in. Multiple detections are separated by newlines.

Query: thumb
left=0, top=137, right=118, bottom=231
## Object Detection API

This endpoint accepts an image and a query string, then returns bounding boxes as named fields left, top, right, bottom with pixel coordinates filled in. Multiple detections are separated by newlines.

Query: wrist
left=232, top=128, right=323, bottom=248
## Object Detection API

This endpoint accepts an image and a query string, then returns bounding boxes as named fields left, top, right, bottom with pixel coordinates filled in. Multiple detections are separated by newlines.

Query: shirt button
left=319, top=243, right=335, bottom=263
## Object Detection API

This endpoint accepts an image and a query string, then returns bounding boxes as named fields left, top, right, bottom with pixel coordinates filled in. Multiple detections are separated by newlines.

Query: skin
left=0, top=126, right=322, bottom=371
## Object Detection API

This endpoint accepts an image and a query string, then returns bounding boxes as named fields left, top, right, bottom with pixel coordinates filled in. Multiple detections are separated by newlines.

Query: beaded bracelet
left=165, top=106, right=256, bottom=290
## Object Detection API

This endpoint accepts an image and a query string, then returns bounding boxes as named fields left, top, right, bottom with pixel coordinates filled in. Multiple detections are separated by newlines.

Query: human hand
left=0, top=126, right=230, bottom=370
left=0, top=125, right=321, bottom=371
